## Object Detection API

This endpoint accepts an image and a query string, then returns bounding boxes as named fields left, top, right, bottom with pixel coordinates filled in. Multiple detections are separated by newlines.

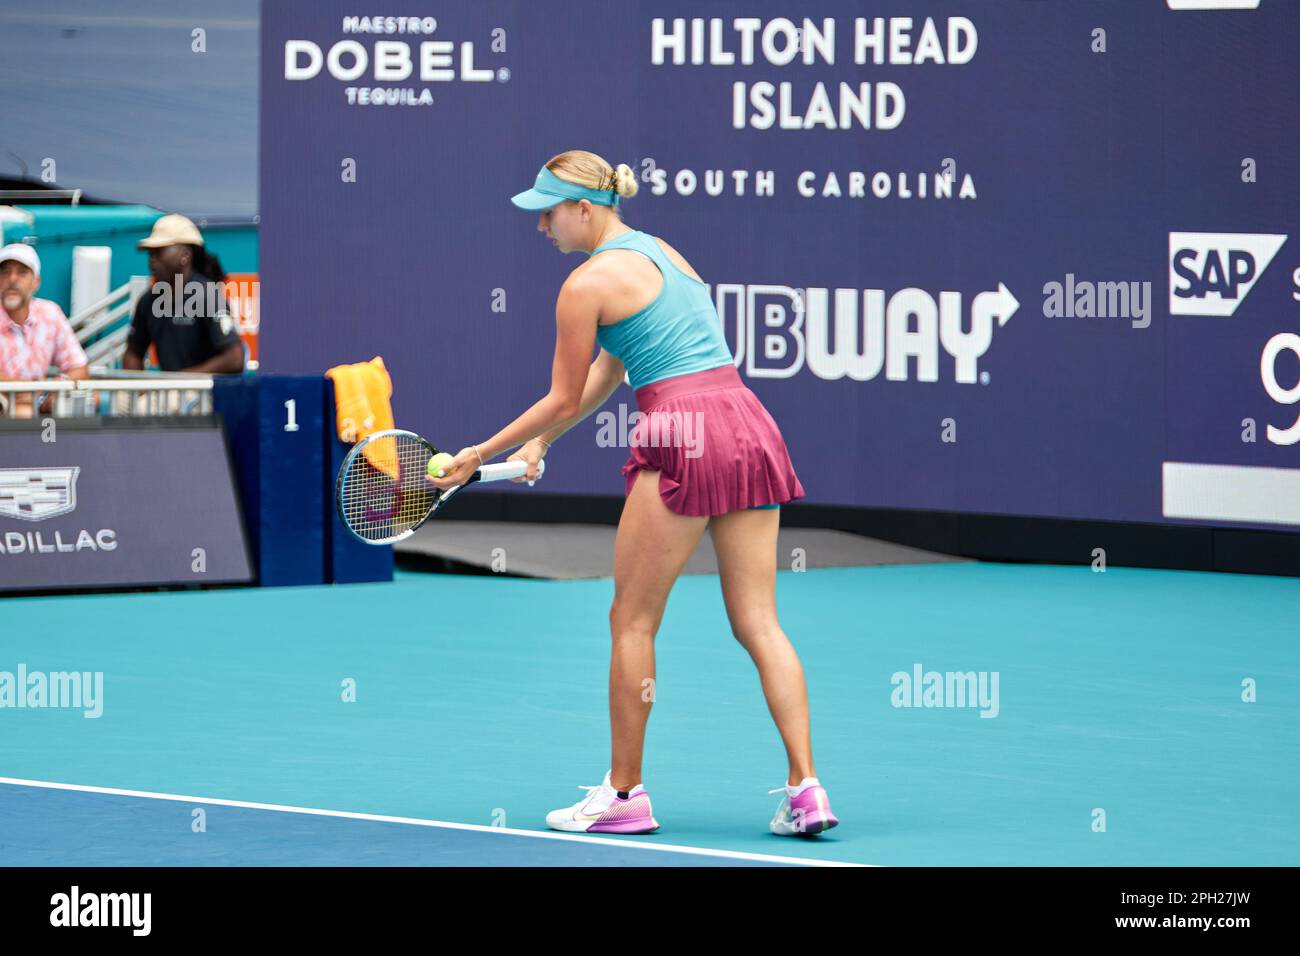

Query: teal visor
left=511, top=165, right=621, bottom=210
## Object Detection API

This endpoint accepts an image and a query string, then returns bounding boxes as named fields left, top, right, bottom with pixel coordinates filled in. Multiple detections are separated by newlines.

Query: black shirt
left=127, top=270, right=243, bottom=371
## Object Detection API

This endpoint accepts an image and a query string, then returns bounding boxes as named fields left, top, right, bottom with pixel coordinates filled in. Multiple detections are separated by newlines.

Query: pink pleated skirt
left=620, top=363, right=807, bottom=517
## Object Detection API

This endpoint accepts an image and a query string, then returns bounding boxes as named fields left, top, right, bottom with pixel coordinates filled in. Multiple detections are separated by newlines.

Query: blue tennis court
left=3, top=562, right=1296, bottom=867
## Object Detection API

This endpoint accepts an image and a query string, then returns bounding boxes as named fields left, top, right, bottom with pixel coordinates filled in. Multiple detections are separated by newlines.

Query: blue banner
left=260, top=1, right=1300, bottom=530
left=0, top=421, right=253, bottom=591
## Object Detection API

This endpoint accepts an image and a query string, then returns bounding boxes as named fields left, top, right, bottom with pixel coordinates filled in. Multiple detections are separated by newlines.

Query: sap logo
left=712, top=283, right=1019, bottom=383
left=1169, top=232, right=1286, bottom=316
left=1167, top=1, right=1259, bottom=9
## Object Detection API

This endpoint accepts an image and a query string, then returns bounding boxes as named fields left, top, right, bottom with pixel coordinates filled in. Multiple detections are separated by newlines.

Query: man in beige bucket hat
left=123, top=213, right=244, bottom=373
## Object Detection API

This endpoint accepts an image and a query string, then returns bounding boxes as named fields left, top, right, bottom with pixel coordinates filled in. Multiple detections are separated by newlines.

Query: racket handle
left=477, top=458, right=545, bottom=483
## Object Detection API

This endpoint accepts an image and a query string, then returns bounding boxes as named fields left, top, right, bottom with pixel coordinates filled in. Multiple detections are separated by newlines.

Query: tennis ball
left=428, top=452, right=456, bottom=478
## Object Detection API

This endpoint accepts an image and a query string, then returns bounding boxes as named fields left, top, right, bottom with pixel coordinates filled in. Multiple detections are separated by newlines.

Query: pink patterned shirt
left=0, top=298, right=88, bottom=380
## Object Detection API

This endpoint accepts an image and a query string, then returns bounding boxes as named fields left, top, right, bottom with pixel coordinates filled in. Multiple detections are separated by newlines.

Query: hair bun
left=611, top=163, right=639, bottom=200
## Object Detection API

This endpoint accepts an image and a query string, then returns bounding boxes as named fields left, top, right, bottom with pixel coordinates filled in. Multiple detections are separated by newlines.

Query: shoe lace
left=567, top=783, right=611, bottom=816
left=577, top=779, right=621, bottom=800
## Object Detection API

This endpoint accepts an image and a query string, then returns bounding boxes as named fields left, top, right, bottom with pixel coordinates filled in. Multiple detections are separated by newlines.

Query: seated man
left=0, top=243, right=89, bottom=418
left=122, top=213, right=245, bottom=374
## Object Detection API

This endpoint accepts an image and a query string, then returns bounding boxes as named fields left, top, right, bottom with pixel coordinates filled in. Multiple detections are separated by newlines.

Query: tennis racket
left=335, top=428, right=546, bottom=544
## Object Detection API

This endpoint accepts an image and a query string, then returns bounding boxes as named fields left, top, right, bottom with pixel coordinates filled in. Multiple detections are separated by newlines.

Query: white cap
left=0, top=243, right=40, bottom=276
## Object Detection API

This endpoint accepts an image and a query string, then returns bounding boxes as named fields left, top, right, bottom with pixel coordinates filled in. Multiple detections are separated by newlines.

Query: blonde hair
left=545, top=150, right=638, bottom=216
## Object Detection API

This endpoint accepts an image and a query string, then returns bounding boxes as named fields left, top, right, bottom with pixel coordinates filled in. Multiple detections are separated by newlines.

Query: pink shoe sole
left=589, top=816, right=661, bottom=834
left=793, top=810, right=839, bottom=835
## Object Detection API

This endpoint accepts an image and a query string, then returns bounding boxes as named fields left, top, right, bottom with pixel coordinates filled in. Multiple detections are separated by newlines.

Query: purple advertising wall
left=259, top=1, right=1300, bottom=531
left=0, top=422, right=254, bottom=591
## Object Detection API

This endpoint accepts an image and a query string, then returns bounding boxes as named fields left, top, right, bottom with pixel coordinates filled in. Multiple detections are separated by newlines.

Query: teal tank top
left=591, top=229, right=734, bottom=390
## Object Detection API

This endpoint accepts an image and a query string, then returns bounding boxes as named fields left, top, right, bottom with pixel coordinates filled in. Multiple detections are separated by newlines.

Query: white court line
left=0, top=776, right=870, bottom=868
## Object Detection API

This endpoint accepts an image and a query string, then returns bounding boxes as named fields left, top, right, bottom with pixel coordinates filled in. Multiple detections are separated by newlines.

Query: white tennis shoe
left=545, top=770, right=660, bottom=834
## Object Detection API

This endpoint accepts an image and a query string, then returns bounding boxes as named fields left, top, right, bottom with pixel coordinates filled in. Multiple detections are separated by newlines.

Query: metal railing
left=0, top=370, right=217, bottom=419
left=61, top=275, right=257, bottom=370
left=67, top=276, right=151, bottom=365
left=0, top=189, right=83, bottom=205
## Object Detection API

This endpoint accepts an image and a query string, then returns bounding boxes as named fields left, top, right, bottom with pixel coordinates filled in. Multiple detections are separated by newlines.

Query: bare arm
left=534, top=348, right=625, bottom=446
left=474, top=278, right=598, bottom=461
left=121, top=349, right=145, bottom=371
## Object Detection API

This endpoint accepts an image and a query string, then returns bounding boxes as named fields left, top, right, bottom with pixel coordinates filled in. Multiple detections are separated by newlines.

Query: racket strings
left=339, top=433, right=437, bottom=542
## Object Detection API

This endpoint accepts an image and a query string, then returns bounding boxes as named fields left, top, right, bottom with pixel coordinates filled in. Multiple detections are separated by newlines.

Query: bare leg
left=608, top=469, right=709, bottom=792
left=708, top=507, right=816, bottom=786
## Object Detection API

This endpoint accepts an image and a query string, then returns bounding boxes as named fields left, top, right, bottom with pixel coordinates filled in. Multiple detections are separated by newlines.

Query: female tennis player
left=427, top=150, right=838, bottom=837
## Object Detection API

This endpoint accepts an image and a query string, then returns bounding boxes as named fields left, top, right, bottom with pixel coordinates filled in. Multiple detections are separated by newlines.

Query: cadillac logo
left=0, top=467, right=80, bottom=522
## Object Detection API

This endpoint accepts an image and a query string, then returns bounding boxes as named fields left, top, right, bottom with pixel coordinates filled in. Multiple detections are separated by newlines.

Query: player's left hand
left=426, top=446, right=482, bottom=491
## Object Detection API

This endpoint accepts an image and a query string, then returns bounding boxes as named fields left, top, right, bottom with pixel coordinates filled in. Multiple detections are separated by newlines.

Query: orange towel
left=325, top=356, right=398, bottom=478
